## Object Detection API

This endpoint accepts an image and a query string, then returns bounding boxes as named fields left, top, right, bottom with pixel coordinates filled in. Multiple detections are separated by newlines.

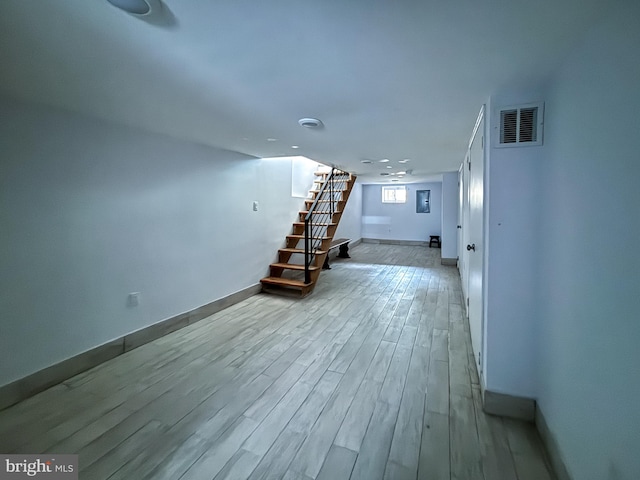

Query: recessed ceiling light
left=267, top=138, right=277, bottom=142
left=298, top=118, right=324, bottom=129
left=386, top=166, right=392, bottom=169
left=398, top=159, right=410, bottom=164
left=397, top=171, right=406, bottom=175
left=291, top=145, right=299, bottom=149
left=379, top=159, right=389, bottom=163
left=107, top=0, right=151, bottom=15
left=361, top=160, right=373, bottom=164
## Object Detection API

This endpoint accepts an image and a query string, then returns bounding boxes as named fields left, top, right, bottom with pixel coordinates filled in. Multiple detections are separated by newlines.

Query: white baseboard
left=362, top=238, right=428, bottom=246
left=482, top=389, right=536, bottom=421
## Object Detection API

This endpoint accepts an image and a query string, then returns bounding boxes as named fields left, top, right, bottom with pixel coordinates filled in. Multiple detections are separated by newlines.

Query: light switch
left=128, top=292, right=140, bottom=307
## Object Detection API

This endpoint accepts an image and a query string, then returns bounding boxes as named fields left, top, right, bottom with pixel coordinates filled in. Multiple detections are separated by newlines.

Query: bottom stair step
left=260, top=277, right=311, bottom=288
left=261, top=276, right=315, bottom=298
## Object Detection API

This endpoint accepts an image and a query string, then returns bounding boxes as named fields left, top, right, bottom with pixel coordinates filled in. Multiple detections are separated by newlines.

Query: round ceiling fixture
left=107, top=0, right=151, bottom=15
left=298, top=118, right=324, bottom=129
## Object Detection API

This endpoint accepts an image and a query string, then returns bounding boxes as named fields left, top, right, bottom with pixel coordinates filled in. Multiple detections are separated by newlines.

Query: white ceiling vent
left=298, top=118, right=324, bottom=129
left=107, top=0, right=151, bottom=15
left=497, top=102, right=543, bottom=147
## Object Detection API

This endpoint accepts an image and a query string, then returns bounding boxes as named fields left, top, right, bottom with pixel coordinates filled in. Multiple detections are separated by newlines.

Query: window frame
left=382, top=185, right=407, bottom=204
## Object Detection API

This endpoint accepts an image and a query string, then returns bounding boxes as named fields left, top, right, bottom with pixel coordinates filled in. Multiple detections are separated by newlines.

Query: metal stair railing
left=304, top=168, right=349, bottom=284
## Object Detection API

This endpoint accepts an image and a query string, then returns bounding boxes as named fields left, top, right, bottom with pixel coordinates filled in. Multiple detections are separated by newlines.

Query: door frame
left=461, top=105, right=486, bottom=382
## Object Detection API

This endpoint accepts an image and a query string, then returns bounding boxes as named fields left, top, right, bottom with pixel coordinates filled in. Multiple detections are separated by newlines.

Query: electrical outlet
left=128, top=292, right=140, bottom=307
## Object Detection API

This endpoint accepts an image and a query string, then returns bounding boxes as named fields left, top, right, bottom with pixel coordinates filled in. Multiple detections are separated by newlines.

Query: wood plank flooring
left=0, top=243, right=556, bottom=479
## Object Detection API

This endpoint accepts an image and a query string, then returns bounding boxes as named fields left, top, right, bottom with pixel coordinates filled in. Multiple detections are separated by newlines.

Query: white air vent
left=298, top=118, right=324, bottom=129
left=497, top=102, right=543, bottom=147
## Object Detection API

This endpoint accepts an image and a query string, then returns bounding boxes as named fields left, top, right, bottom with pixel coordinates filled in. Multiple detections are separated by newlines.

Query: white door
left=457, top=165, right=463, bottom=272
left=467, top=108, right=485, bottom=375
left=458, top=160, right=470, bottom=304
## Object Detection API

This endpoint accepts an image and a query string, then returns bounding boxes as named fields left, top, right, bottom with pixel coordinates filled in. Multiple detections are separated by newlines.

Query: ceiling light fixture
left=398, top=159, right=410, bottom=164
left=379, top=159, right=389, bottom=163
left=106, top=0, right=152, bottom=15
left=267, top=138, right=277, bottom=142
left=386, top=166, right=392, bottom=169
left=291, top=145, right=299, bottom=149
left=298, top=118, right=324, bottom=129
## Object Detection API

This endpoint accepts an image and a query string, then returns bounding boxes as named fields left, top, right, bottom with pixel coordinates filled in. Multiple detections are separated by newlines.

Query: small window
left=382, top=186, right=406, bottom=203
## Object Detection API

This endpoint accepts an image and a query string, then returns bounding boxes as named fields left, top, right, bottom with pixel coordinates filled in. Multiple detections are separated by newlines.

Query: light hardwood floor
left=0, top=243, right=555, bottom=480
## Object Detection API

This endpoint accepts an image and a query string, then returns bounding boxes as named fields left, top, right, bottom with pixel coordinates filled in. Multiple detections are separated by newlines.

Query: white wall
left=483, top=90, right=545, bottom=399
left=291, top=156, right=320, bottom=198
left=535, top=3, right=640, bottom=479
left=0, top=98, right=305, bottom=387
left=361, top=183, right=442, bottom=242
left=334, top=181, right=363, bottom=242
left=441, top=172, right=458, bottom=260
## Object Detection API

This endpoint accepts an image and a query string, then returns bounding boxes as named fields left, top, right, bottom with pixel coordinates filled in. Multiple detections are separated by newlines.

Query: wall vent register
left=497, top=102, right=544, bottom=147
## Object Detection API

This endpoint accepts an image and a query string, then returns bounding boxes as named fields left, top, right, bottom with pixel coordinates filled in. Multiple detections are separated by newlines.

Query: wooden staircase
left=260, top=168, right=356, bottom=297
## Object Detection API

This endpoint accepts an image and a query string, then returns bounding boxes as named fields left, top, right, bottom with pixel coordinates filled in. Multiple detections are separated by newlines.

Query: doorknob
left=466, top=243, right=476, bottom=251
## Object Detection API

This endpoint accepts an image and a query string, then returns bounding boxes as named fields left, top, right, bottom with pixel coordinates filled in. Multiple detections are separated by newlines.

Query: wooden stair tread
left=270, top=263, right=320, bottom=271
left=293, top=222, right=337, bottom=227
left=314, top=171, right=350, bottom=175
left=310, top=188, right=348, bottom=193
left=300, top=210, right=342, bottom=216
left=260, top=277, right=310, bottom=287
left=314, top=176, right=350, bottom=181
left=287, top=234, right=331, bottom=240
left=279, top=247, right=328, bottom=255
